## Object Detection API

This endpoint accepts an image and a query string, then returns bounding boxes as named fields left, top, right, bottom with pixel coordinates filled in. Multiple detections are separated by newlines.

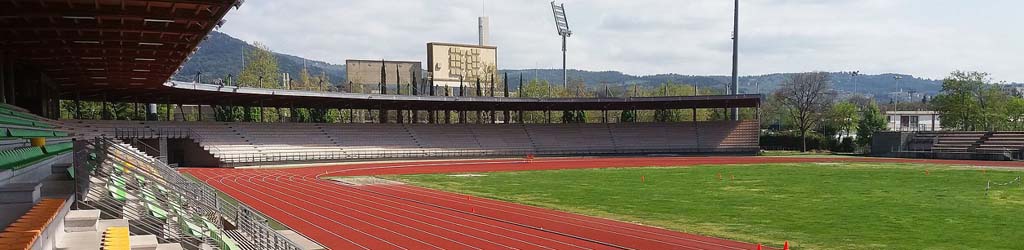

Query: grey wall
left=871, top=131, right=913, bottom=156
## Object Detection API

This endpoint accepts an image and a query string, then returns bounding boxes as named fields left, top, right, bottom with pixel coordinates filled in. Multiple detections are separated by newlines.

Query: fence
left=213, top=146, right=760, bottom=167
left=74, top=138, right=303, bottom=250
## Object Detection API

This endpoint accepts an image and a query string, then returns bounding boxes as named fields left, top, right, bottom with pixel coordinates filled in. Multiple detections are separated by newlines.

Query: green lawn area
left=390, top=163, right=1024, bottom=250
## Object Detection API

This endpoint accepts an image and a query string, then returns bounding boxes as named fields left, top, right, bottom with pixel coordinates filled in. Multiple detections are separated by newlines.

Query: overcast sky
left=218, top=0, right=1023, bottom=82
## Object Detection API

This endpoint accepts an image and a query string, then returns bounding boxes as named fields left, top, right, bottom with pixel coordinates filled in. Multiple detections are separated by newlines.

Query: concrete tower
left=478, top=16, right=489, bottom=46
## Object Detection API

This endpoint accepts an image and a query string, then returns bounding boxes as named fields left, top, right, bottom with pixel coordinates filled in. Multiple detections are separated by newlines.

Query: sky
left=218, top=0, right=1024, bottom=82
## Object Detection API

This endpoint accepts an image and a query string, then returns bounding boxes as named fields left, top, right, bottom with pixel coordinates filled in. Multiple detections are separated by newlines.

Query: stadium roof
left=158, top=81, right=761, bottom=111
left=0, top=0, right=239, bottom=98
left=3, top=0, right=761, bottom=111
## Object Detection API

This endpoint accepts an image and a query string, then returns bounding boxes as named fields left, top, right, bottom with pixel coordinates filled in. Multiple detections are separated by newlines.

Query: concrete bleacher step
left=156, top=243, right=184, bottom=250
left=64, top=209, right=101, bottom=232
left=96, top=218, right=130, bottom=234
left=56, top=231, right=100, bottom=250
left=129, top=234, right=159, bottom=250
left=0, top=182, right=42, bottom=204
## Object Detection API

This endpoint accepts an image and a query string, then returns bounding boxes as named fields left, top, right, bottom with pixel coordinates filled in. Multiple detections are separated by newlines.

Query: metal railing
left=74, top=138, right=303, bottom=250
left=112, top=127, right=229, bottom=162
left=213, top=146, right=761, bottom=166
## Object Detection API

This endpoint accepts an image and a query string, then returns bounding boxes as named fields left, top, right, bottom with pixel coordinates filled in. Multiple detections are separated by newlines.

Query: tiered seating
left=929, top=132, right=986, bottom=152
left=0, top=104, right=68, bottom=138
left=698, top=121, right=760, bottom=151
left=234, top=123, right=342, bottom=155
left=469, top=125, right=533, bottom=150
left=325, top=124, right=421, bottom=156
left=0, top=198, right=65, bottom=249
left=0, top=146, right=49, bottom=171
left=975, top=132, right=1024, bottom=155
left=65, top=120, right=762, bottom=164
left=81, top=143, right=241, bottom=250
left=527, top=124, right=615, bottom=152
left=408, top=124, right=482, bottom=150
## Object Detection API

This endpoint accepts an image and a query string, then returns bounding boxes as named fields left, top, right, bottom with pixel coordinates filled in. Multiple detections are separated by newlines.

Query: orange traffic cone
left=783, top=241, right=789, bottom=250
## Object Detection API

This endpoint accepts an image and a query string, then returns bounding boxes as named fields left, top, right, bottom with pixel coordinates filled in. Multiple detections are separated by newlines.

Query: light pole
left=551, top=1, right=572, bottom=89
left=730, top=0, right=740, bottom=121
left=893, top=75, right=903, bottom=131
left=893, top=75, right=902, bottom=112
left=851, top=71, right=859, bottom=96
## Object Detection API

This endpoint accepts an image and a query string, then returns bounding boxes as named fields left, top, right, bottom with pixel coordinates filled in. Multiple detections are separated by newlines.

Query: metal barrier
left=213, top=146, right=761, bottom=166
left=74, top=138, right=303, bottom=250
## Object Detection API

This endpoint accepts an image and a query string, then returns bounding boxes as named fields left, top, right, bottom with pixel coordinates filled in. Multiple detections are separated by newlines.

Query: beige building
left=427, top=42, right=498, bottom=88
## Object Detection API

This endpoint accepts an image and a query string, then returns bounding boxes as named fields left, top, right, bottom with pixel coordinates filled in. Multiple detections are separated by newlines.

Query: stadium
left=1, top=0, right=1022, bottom=250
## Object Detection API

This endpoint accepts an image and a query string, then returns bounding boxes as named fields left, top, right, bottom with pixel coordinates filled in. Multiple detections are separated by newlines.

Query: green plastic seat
left=8, top=128, right=54, bottom=138
left=107, top=184, right=127, bottom=201
left=146, top=203, right=168, bottom=219
left=43, top=142, right=73, bottom=154
left=0, top=146, right=48, bottom=170
left=0, top=114, right=37, bottom=127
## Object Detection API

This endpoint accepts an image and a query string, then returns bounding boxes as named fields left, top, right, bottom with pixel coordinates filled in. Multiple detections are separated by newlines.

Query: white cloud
left=219, top=0, right=1024, bottom=82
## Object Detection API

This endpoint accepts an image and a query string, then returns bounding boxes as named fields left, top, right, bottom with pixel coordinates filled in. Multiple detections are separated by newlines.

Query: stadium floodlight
left=730, top=0, right=740, bottom=121
left=551, top=1, right=572, bottom=89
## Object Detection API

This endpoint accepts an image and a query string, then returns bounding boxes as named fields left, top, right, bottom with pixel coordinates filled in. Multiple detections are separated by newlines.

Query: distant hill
left=174, top=31, right=346, bottom=83
left=498, top=69, right=943, bottom=98
left=177, top=32, right=944, bottom=99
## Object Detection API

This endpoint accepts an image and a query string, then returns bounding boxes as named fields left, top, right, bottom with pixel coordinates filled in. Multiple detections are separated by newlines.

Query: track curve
left=182, top=156, right=1024, bottom=249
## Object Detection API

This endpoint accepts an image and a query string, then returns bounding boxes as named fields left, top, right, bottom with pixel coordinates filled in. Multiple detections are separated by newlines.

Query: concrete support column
left=0, top=52, right=6, bottom=104
left=158, top=137, right=169, bottom=164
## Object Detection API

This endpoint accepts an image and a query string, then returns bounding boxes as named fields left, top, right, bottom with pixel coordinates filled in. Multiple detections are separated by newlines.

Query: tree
left=1003, top=97, right=1024, bottom=131
left=235, top=42, right=281, bottom=122
left=856, top=102, right=886, bottom=148
left=773, top=72, right=835, bottom=152
left=931, top=71, right=1011, bottom=131
left=826, top=102, right=859, bottom=139
left=620, top=110, right=636, bottom=123
left=238, top=42, right=280, bottom=88
left=297, top=67, right=313, bottom=90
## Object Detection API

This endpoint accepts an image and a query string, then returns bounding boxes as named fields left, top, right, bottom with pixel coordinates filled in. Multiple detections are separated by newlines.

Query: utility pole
left=730, top=0, right=740, bottom=121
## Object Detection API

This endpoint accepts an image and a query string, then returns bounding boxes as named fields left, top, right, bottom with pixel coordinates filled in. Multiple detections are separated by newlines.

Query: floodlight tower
left=730, top=0, right=740, bottom=121
left=551, top=1, right=572, bottom=89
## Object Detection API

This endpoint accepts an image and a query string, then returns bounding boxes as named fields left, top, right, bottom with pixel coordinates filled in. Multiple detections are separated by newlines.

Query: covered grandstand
left=0, top=0, right=765, bottom=249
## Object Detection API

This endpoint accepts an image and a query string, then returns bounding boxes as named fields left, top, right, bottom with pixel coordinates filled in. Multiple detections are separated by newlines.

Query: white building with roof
left=886, top=110, right=942, bottom=131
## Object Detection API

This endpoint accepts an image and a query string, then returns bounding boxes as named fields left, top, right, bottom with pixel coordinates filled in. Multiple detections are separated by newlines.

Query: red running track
left=181, top=156, right=1024, bottom=250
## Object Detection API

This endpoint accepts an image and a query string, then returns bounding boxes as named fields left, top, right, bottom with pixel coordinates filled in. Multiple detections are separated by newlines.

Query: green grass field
left=391, top=163, right=1024, bottom=250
